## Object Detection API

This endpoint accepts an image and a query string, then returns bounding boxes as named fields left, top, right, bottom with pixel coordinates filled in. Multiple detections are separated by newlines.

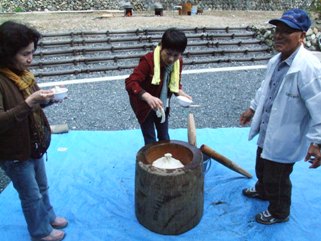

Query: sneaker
left=31, top=229, right=65, bottom=241
left=255, top=210, right=289, bottom=225
left=242, top=187, right=267, bottom=200
left=51, top=217, right=68, bottom=229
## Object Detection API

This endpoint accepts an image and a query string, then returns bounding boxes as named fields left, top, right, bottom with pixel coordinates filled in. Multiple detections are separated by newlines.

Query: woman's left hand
left=178, top=89, right=192, bottom=100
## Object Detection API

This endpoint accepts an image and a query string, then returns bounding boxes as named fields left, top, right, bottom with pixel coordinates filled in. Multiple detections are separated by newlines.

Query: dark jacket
left=125, top=51, right=183, bottom=124
left=0, top=73, right=51, bottom=161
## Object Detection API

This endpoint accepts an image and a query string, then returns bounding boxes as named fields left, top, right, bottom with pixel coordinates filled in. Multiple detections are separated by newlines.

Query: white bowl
left=52, top=87, right=68, bottom=101
left=176, top=96, right=193, bottom=107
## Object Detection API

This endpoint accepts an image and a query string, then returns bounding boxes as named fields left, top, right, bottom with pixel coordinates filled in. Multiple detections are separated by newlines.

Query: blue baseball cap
left=269, top=8, right=311, bottom=32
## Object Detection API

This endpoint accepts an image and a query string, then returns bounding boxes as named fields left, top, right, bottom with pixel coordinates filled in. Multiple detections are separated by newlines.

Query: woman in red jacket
left=125, top=28, right=192, bottom=145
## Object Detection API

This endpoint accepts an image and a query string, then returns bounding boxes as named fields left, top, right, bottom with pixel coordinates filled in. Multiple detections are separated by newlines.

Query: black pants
left=139, top=109, right=170, bottom=145
left=254, top=147, right=294, bottom=219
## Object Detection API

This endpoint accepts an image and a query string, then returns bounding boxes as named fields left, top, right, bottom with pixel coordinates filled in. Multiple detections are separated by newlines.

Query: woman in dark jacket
left=0, top=21, right=67, bottom=241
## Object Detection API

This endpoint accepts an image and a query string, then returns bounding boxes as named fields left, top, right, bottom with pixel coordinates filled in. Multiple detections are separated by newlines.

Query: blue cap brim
left=269, top=19, right=303, bottom=31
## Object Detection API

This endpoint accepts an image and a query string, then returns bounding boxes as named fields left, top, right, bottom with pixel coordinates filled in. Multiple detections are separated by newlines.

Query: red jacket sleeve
left=125, top=54, right=153, bottom=96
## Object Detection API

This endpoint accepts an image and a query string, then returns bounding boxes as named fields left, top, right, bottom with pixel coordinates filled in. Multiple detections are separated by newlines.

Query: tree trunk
left=135, top=140, right=204, bottom=235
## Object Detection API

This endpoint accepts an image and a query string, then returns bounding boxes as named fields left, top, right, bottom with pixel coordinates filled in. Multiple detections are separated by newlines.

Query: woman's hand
left=141, top=92, right=163, bottom=110
left=25, top=89, right=54, bottom=108
left=178, top=89, right=192, bottom=100
left=240, top=108, right=254, bottom=126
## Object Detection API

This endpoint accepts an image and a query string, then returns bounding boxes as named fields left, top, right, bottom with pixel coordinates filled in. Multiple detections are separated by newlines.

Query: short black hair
left=0, top=21, right=41, bottom=68
left=161, top=28, right=187, bottom=53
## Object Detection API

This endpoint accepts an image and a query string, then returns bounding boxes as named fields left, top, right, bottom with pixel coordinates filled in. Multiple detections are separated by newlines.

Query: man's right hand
left=240, top=108, right=254, bottom=126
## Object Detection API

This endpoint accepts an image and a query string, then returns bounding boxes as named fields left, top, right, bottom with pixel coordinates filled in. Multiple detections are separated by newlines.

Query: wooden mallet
left=187, top=113, right=252, bottom=178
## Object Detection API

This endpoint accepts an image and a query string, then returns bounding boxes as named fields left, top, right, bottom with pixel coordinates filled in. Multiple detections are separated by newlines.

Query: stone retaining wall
left=0, top=0, right=315, bottom=13
left=254, top=26, right=321, bottom=51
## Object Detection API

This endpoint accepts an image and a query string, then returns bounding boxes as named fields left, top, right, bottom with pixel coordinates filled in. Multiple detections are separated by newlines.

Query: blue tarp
left=0, top=128, right=320, bottom=241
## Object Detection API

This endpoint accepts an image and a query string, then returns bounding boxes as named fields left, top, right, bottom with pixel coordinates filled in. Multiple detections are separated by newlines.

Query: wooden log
left=135, top=140, right=204, bottom=235
left=187, top=113, right=197, bottom=146
left=200, top=144, right=252, bottom=178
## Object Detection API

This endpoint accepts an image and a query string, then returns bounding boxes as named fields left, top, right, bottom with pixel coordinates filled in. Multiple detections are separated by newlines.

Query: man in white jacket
left=240, top=8, right=321, bottom=225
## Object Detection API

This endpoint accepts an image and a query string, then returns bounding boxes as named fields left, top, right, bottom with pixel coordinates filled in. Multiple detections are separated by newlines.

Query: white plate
left=52, top=87, right=68, bottom=101
left=176, top=95, right=193, bottom=107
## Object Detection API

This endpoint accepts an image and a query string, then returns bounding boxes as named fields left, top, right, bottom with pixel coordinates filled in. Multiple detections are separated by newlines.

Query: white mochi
left=152, top=153, right=184, bottom=169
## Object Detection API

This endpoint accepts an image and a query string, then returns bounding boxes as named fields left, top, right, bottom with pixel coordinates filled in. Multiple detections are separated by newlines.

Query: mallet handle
left=200, top=144, right=252, bottom=178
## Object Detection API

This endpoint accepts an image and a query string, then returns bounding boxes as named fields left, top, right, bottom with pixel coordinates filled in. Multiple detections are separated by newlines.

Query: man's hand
left=240, top=108, right=254, bottom=126
left=305, top=144, right=321, bottom=168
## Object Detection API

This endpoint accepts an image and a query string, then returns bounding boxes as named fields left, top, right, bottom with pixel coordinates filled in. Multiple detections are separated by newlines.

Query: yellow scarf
left=151, top=45, right=180, bottom=93
left=0, top=67, right=51, bottom=158
left=0, top=68, right=36, bottom=97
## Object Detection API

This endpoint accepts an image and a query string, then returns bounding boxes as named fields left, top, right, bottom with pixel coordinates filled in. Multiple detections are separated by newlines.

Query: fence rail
left=31, top=27, right=273, bottom=81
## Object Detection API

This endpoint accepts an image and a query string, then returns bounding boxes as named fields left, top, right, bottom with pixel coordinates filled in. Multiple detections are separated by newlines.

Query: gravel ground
left=0, top=10, right=274, bottom=192
left=43, top=68, right=265, bottom=130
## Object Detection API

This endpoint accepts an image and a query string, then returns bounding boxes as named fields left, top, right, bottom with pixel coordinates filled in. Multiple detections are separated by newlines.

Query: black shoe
left=255, top=210, right=289, bottom=225
left=242, top=187, right=267, bottom=200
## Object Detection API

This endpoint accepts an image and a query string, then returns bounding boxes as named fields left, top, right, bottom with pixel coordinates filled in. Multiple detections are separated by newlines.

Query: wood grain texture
left=200, top=144, right=252, bottom=178
left=135, top=140, right=204, bottom=235
left=187, top=113, right=197, bottom=146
